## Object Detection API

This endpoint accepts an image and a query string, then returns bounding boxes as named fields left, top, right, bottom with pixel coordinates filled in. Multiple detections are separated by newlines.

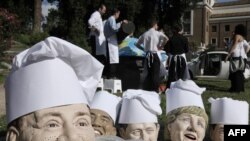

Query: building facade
left=184, top=0, right=250, bottom=50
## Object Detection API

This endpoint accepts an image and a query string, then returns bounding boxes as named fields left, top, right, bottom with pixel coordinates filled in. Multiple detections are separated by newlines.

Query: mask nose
left=57, top=125, right=84, bottom=141
left=57, top=134, right=84, bottom=141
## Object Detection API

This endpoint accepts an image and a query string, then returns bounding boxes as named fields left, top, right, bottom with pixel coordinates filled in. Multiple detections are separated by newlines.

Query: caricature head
left=90, top=91, right=121, bottom=136
left=209, top=97, right=249, bottom=141
left=166, top=106, right=208, bottom=141
left=165, top=79, right=208, bottom=141
left=5, top=37, right=104, bottom=141
left=118, top=89, right=162, bottom=141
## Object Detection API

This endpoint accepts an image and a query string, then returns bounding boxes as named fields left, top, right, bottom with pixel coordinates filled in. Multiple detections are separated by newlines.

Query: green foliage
left=15, top=34, right=31, bottom=45
left=15, top=32, right=49, bottom=46
left=29, top=32, right=49, bottom=45
left=0, top=8, right=20, bottom=39
left=0, top=0, right=35, bottom=33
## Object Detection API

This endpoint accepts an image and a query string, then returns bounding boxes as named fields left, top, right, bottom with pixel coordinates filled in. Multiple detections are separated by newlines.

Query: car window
left=208, top=54, right=221, bottom=62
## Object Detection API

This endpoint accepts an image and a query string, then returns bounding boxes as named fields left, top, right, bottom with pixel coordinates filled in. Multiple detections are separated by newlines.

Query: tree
left=33, top=0, right=41, bottom=33
left=0, top=8, right=20, bottom=56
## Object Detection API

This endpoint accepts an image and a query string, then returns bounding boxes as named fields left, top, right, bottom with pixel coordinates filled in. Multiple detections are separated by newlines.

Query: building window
left=212, top=25, right=217, bottom=32
left=211, top=38, right=217, bottom=45
left=182, top=10, right=193, bottom=35
left=225, top=25, right=230, bottom=32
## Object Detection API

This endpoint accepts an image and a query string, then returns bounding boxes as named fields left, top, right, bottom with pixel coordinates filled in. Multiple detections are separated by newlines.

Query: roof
left=214, top=0, right=250, bottom=7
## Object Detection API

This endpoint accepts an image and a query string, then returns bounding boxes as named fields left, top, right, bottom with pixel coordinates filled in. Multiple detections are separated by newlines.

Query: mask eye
left=45, top=120, right=60, bottom=129
left=146, top=128, right=155, bottom=134
left=131, top=130, right=141, bottom=136
left=75, top=119, right=89, bottom=127
left=197, top=120, right=205, bottom=128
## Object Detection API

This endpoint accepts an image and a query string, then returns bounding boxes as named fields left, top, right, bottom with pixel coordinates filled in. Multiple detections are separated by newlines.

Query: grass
left=197, top=78, right=250, bottom=124
left=0, top=116, right=6, bottom=137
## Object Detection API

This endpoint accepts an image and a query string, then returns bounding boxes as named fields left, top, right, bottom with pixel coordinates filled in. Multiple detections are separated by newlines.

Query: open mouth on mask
left=94, top=129, right=103, bottom=136
left=184, top=134, right=197, bottom=140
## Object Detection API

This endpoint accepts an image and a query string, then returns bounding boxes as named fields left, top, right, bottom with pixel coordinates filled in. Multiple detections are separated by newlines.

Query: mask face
left=8, top=104, right=95, bottom=141
left=121, top=123, right=159, bottom=141
left=90, top=109, right=116, bottom=136
left=168, top=113, right=206, bottom=141
left=210, top=124, right=224, bottom=141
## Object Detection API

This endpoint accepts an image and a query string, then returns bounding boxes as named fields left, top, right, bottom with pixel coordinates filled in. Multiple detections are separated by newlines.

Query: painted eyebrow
left=36, top=111, right=90, bottom=120
left=101, top=115, right=112, bottom=120
left=36, top=111, right=63, bottom=120
left=74, top=111, right=90, bottom=117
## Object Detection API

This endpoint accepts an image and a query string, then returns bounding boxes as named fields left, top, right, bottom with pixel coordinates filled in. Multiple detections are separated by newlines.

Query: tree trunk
left=33, top=0, right=41, bottom=33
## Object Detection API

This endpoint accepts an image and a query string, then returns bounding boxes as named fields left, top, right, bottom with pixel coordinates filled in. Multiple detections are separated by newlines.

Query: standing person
left=136, top=19, right=168, bottom=92
left=104, top=8, right=128, bottom=78
left=225, top=24, right=250, bottom=92
left=165, top=23, right=189, bottom=88
left=88, top=4, right=107, bottom=65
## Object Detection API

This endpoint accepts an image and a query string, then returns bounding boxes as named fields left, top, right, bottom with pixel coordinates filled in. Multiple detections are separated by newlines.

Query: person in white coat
left=88, top=4, right=107, bottom=69
left=104, top=8, right=127, bottom=78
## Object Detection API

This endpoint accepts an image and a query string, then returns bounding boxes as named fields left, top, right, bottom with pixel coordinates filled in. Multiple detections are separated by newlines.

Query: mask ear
left=6, top=126, right=19, bottom=141
left=156, top=123, right=160, bottom=133
left=167, top=123, right=172, bottom=132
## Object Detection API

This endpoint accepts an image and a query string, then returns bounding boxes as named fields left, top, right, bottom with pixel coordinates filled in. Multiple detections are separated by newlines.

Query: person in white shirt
left=104, top=8, right=128, bottom=78
left=225, top=24, right=250, bottom=92
left=135, top=19, right=168, bottom=92
left=88, top=4, right=107, bottom=73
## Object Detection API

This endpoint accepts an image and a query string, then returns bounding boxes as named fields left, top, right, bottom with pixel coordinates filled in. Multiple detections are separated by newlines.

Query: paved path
left=0, top=84, right=5, bottom=116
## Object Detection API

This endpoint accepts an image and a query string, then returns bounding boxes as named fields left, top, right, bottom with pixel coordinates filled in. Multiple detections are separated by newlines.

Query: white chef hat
left=118, top=89, right=162, bottom=124
left=90, top=91, right=121, bottom=123
left=5, top=36, right=104, bottom=124
left=166, top=79, right=206, bottom=114
left=209, top=97, right=249, bottom=125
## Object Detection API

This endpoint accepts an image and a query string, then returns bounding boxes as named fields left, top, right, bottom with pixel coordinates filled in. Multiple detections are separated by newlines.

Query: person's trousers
left=143, top=53, right=160, bottom=92
left=229, top=70, right=245, bottom=92
left=167, top=55, right=187, bottom=88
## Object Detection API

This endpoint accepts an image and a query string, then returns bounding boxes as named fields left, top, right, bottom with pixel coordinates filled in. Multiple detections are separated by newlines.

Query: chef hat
left=5, top=36, right=104, bottom=124
left=166, top=79, right=206, bottom=114
left=90, top=91, right=121, bottom=123
left=118, top=89, right=162, bottom=124
left=209, top=97, right=249, bottom=125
